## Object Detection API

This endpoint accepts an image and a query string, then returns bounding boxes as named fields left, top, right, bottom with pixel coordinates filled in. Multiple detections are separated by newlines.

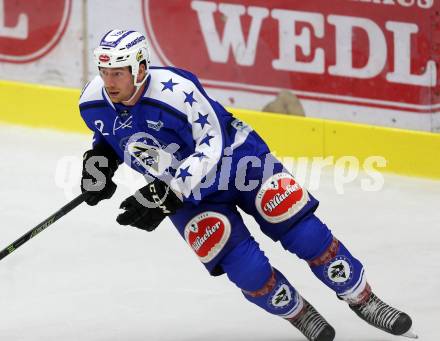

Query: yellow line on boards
left=1, top=80, right=439, bottom=179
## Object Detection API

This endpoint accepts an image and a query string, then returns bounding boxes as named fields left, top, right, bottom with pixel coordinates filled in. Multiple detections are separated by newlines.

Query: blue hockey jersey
left=79, top=66, right=270, bottom=204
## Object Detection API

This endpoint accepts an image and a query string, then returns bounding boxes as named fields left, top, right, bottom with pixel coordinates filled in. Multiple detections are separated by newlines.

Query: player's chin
left=108, top=93, right=121, bottom=102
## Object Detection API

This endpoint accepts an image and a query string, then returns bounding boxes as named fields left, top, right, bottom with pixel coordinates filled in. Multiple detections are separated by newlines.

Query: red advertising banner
left=143, top=0, right=439, bottom=113
left=0, top=0, right=71, bottom=63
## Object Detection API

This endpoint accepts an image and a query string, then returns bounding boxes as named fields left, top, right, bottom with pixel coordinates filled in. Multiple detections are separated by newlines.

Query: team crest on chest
left=255, top=173, right=309, bottom=223
left=127, top=140, right=172, bottom=176
left=113, top=113, right=133, bottom=134
left=184, top=212, right=231, bottom=263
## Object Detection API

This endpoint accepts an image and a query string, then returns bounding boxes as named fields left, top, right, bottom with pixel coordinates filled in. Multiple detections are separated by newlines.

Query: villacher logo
left=99, top=54, right=110, bottom=62
left=256, top=173, right=309, bottom=223
left=184, top=211, right=231, bottom=263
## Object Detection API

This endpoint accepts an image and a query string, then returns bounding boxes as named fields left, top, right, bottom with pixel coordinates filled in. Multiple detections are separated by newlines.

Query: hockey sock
left=220, top=238, right=303, bottom=318
left=241, top=268, right=304, bottom=319
left=280, top=214, right=366, bottom=296
left=307, top=237, right=366, bottom=296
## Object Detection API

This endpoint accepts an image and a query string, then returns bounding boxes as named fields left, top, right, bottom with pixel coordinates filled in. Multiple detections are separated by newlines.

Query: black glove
left=81, top=143, right=120, bottom=206
left=116, top=178, right=182, bottom=231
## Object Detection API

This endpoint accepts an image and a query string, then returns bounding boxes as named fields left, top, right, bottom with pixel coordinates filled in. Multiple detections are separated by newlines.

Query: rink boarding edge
left=0, top=79, right=439, bottom=179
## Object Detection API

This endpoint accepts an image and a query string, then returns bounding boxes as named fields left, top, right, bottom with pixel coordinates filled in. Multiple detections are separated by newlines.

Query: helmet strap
left=121, top=73, right=148, bottom=106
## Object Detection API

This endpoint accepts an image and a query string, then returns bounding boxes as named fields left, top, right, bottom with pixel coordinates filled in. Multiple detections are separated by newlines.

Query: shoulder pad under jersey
left=79, top=76, right=105, bottom=105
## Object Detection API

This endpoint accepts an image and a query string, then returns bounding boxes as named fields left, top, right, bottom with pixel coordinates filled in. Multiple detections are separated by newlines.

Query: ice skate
left=349, top=291, right=418, bottom=338
left=287, top=298, right=335, bottom=341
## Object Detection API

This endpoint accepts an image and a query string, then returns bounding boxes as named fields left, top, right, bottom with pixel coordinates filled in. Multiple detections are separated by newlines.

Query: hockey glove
left=81, top=143, right=120, bottom=206
left=116, top=178, right=182, bottom=231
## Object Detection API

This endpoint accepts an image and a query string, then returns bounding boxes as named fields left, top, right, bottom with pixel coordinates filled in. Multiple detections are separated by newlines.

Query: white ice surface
left=0, top=124, right=439, bottom=341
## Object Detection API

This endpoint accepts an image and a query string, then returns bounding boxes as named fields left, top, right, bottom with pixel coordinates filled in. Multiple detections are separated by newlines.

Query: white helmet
left=94, top=29, right=150, bottom=86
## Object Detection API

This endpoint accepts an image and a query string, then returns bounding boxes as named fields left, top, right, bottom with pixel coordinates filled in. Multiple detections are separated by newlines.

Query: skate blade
left=402, top=329, right=418, bottom=339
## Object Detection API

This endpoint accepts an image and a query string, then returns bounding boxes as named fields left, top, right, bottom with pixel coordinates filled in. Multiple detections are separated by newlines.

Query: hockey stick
left=0, top=192, right=89, bottom=261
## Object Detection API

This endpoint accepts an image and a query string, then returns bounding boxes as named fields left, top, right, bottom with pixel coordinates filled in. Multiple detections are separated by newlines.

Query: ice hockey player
left=79, top=29, right=417, bottom=341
